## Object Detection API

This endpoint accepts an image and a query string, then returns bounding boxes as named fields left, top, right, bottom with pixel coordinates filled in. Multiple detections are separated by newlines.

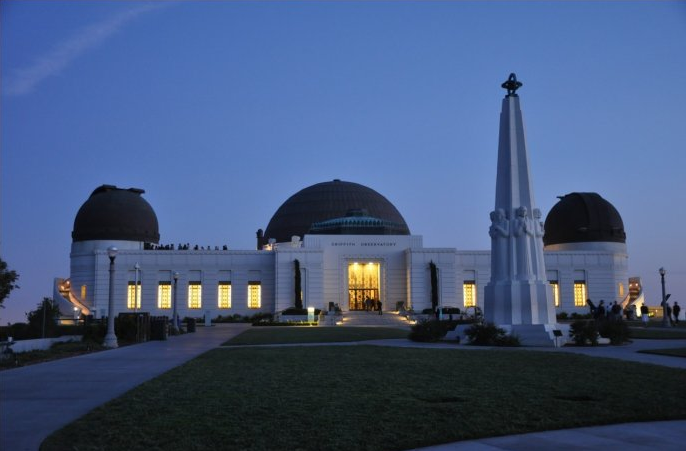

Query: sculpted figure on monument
left=489, top=208, right=510, bottom=280
left=489, top=208, right=509, bottom=239
left=531, top=208, right=547, bottom=279
left=533, top=208, right=544, bottom=237
left=514, top=206, right=534, bottom=279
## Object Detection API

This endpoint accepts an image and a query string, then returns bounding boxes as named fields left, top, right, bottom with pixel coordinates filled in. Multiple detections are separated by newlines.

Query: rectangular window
left=188, top=282, right=202, bottom=309
left=463, top=281, right=476, bottom=308
left=158, top=282, right=171, bottom=309
left=573, top=281, right=587, bottom=307
left=127, top=282, right=141, bottom=309
left=248, top=282, right=261, bottom=309
left=550, top=281, right=560, bottom=307
left=218, top=282, right=232, bottom=309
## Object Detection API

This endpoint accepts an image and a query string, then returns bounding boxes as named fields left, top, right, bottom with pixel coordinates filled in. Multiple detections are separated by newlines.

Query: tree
left=0, top=257, right=20, bottom=308
left=26, top=298, right=60, bottom=338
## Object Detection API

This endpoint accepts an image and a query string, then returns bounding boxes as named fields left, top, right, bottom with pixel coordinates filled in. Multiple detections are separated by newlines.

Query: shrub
left=464, top=322, right=520, bottom=346
left=214, top=314, right=246, bottom=323
left=409, top=320, right=450, bottom=342
left=598, top=319, right=630, bottom=345
left=569, top=320, right=599, bottom=346
left=250, top=312, right=274, bottom=325
left=556, top=312, right=569, bottom=320
left=570, top=312, right=593, bottom=320
left=0, top=322, right=31, bottom=340
left=281, top=308, right=322, bottom=316
left=82, top=323, right=106, bottom=343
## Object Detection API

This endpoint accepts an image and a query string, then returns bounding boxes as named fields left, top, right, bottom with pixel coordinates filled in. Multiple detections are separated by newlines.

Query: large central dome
left=263, top=179, right=410, bottom=244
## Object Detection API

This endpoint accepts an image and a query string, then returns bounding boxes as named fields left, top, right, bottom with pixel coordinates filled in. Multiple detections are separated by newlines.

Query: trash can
left=186, top=318, right=196, bottom=333
left=150, top=317, right=168, bottom=340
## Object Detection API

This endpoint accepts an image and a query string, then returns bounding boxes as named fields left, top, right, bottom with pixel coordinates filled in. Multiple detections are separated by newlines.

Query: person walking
left=640, top=304, right=649, bottom=327
left=378, top=300, right=383, bottom=315
left=672, top=301, right=681, bottom=324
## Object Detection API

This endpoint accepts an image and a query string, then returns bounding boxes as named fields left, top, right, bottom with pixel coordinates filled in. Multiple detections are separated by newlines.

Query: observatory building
left=57, top=181, right=628, bottom=323
left=55, top=78, right=630, bottom=329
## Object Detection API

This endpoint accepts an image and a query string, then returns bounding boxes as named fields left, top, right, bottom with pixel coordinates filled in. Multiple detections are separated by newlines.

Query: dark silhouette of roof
left=263, top=180, right=410, bottom=243
left=72, top=185, right=160, bottom=243
left=543, top=192, right=625, bottom=246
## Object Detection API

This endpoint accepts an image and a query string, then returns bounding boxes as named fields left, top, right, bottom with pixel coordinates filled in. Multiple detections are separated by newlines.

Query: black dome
left=543, top=192, right=625, bottom=246
left=263, top=180, right=410, bottom=243
left=72, top=185, right=160, bottom=243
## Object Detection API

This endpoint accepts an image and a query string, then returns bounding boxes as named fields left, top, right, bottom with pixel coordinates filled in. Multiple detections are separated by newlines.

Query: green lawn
left=628, top=327, right=686, bottom=340
left=224, top=325, right=409, bottom=345
left=42, top=343, right=686, bottom=451
left=0, top=341, right=105, bottom=371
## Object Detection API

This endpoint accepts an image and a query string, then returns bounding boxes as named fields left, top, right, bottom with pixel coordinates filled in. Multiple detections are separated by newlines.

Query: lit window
left=158, top=282, right=171, bottom=309
left=248, top=282, right=261, bottom=309
left=81, top=285, right=87, bottom=302
left=188, top=282, right=202, bottom=309
left=463, top=281, right=476, bottom=308
left=573, top=281, right=586, bottom=307
left=127, top=282, right=141, bottom=309
left=618, top=282, right=625, bottom=298
left=550, top=281, right=560, bottom=307
left=218, top=282, right=232, bottom=309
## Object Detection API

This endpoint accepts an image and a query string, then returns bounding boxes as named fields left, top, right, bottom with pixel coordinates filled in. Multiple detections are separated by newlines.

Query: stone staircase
left=339, top=311, right=411, bottom=328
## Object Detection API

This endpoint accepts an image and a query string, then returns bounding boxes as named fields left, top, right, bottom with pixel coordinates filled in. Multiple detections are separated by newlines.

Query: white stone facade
left=65, top=235, right=627, bottom=320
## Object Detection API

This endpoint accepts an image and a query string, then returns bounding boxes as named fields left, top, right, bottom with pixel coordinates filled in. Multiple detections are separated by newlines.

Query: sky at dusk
left=1, top=1, right=685, bottom=324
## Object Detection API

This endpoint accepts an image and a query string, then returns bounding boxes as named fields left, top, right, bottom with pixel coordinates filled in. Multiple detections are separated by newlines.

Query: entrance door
left=348, top=262, right=381, bottom=310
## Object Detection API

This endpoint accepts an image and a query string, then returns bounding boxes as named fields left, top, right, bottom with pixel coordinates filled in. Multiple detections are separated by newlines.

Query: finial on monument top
left=501, top=73, right=523, bottom=97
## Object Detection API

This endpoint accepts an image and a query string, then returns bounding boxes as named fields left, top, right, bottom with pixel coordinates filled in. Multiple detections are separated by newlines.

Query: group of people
left=661, top=301, right=681, bottom=325
left=143, top=243, right=230, bottom=251
left=587, top=298, right=681, bottom=326
left=587, top=299, right=623, bottom=321
left=363, top=297, right=383, bottom=315
left=640, top=302, right=681, bottom=326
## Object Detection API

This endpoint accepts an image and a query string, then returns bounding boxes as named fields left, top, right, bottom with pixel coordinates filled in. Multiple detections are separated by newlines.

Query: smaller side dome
left=72, top=185, right=160, bottom=243
left=543, top=192, right=625, bottom=246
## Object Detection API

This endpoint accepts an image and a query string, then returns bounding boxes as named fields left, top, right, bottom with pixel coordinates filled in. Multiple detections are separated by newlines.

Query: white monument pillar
left=483, top=74, right=559, bottom=346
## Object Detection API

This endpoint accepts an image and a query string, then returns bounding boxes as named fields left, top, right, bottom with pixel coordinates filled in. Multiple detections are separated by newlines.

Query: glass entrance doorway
left=348, top=262, right=381, bottom=310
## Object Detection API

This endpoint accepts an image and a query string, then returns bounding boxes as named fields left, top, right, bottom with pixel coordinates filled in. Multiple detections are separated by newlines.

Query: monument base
left=500, top=323, right=569, bottom=347
left=484, top=280, right=556, bottom=325
left=445, top=323, right=568, bottom=347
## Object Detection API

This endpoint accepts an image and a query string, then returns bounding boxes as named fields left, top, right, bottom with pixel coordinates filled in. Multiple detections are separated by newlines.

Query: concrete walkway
left=1, top=325, right=684, bottom=451
left=0, top=323, right=250, bottom=451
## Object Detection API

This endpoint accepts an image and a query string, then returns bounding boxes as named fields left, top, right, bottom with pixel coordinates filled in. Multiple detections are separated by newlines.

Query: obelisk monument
left=484, top=73, right=558, bottom=346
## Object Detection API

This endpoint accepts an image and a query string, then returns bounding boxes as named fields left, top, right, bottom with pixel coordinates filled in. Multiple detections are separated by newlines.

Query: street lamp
left=659, top=267, right=671, bottom=328
left=104, top=247, right=119, bottom=348
left=172, top=272, right=180, bottom=331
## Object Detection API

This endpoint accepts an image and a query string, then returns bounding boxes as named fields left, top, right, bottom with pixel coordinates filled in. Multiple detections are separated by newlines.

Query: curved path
left=0, top=324, right=250, bottom=451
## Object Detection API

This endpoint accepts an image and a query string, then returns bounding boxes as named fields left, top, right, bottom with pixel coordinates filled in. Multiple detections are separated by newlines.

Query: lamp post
left=172, top=272, right=180, bottom=331
left=104, top=247, right=119, bottom=348
left=659, top=267, right=671, bottom=328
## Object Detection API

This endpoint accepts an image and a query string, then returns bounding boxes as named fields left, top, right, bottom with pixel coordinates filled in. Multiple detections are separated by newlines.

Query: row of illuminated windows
left=127, top=282, right=261, bottom=310
left=461, top=281, right=587, bottom=308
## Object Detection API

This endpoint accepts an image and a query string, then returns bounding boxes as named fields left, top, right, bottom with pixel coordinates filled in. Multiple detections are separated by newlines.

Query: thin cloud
left=3, top=3, right=163, bottom=97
